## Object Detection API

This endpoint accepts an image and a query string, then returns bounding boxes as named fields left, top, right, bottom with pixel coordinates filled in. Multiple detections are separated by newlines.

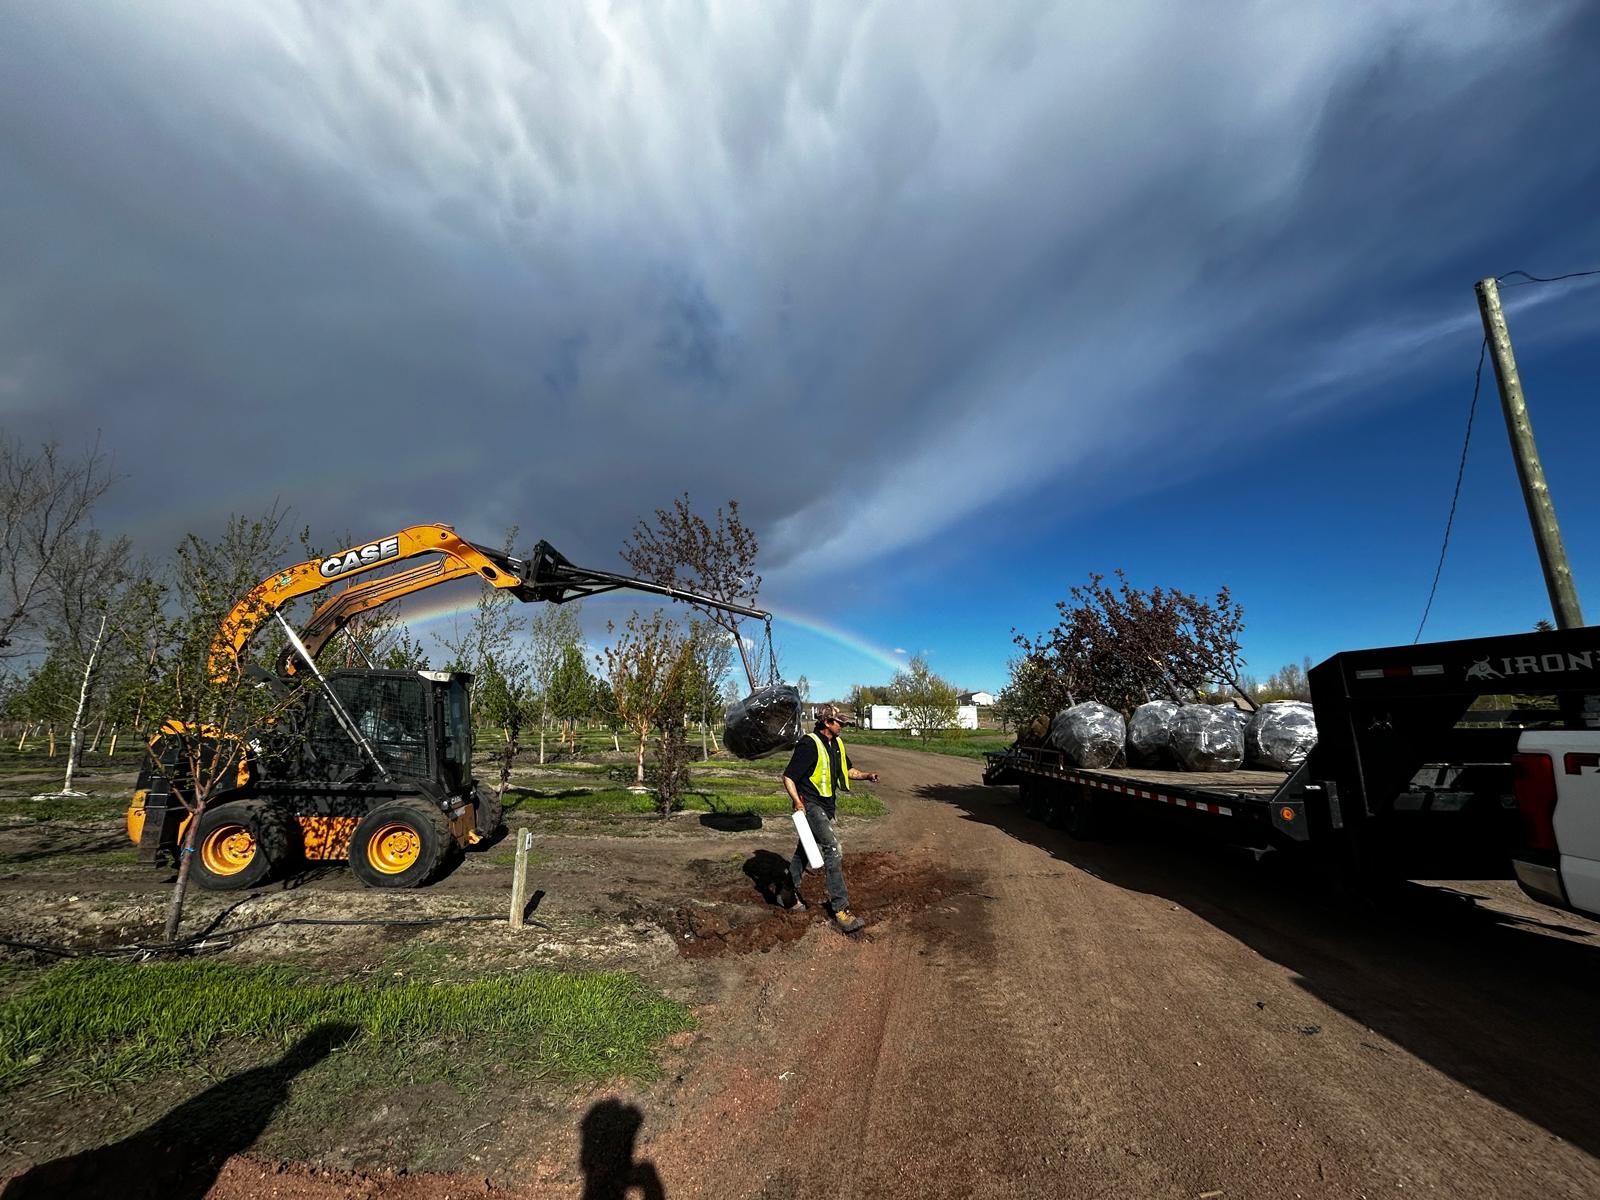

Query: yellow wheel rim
left=367, top=822, right=421, bottom=874
left=200, top=822, right=256, bottom=875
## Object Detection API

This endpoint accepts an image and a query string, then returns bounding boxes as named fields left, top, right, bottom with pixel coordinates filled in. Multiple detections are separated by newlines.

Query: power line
left=1496, top=267, right=1600, bottom=288
left=1415, top=336, right=1489, bottom=644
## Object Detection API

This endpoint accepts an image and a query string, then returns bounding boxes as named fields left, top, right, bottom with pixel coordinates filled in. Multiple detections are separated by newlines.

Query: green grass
left=0, top=959, right=692, bottom=1094
left=502, top=783, right=884, bottom=819
left=0, top=793, right=131, bottom=823
left=845, top=728, right=1015, bottom=760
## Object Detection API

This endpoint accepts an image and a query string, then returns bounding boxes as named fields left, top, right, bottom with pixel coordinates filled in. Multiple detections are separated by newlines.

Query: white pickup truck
left=1512, top=730, right=1600, bottom=919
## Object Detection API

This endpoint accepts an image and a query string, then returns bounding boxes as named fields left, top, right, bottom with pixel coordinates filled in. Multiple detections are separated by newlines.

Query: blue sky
left=3, top=2, right=1597, bottom=702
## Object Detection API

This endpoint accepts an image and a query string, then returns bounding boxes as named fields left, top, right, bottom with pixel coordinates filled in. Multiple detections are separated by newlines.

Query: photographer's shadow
left=2, top=1023, right=359, bottom=1200
left=580, top=1099, right=664, bottom=1200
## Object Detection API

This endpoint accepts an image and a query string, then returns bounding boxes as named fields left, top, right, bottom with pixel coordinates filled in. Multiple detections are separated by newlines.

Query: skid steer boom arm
left=211, top=524, right=769, bottom=680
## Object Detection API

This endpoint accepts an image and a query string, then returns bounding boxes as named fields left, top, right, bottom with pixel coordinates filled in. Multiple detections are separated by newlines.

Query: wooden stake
left=509, top=827, right=534, bottom=928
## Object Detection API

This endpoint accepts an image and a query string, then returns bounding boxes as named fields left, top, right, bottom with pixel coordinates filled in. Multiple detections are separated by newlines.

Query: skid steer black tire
left=350, top=798, right=451, bottom=889
left=192, top=801, right=280, bottom=891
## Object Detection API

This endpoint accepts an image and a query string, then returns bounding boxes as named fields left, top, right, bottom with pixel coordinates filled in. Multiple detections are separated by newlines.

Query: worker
left=778, top=702, right=879, bottom=933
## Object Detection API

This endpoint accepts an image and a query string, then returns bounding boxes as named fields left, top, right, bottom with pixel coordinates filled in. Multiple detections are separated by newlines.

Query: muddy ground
left=4, top=745, right=1600, bottom=1198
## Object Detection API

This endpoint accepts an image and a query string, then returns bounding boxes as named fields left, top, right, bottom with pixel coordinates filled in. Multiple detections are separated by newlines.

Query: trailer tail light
left=1512, top=752, right=1558, bottom=852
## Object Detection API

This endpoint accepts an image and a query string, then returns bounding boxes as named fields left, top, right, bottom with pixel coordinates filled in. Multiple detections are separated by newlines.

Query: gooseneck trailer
left=983, top=627, right=1600, bottom=884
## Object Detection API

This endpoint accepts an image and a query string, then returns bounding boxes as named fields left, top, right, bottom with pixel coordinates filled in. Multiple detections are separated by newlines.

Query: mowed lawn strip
left=0, top=959, right=692, bottom=1093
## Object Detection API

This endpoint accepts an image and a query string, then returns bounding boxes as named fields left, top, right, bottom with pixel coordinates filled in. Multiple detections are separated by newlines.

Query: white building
left=863, top=704, right=979, bottom=731
left=958, top=690, right=995, bottom=707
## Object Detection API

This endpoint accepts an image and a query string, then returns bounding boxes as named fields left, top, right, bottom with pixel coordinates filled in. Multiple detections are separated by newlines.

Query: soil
left=4, top=745, right=1600, bottom=1198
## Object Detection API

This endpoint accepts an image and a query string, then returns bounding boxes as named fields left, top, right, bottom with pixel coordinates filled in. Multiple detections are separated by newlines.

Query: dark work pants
left=790, top=802, right=849, bottom=911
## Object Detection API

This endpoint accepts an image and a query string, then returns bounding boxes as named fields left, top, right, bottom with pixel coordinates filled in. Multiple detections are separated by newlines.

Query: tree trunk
left=107, top=726, right=119, bottom=758
left=88, top=715, right=106, bottom=754
left=733, top=633, right=758, bottom=692
left=635, top=727, right=647, bottom=785
left=700, top=712, right=709, bottom=761
left=16, top=723, right=30, bottom=753
left=612, top=730, right=620, bottom=753
left=46, top=725, right=56, bottom=758
left=60, top=611, right=109, bottom=796
left=164, top=804, right=205, bottom=942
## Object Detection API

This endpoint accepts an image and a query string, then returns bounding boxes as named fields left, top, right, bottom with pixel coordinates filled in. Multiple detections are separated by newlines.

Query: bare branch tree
left=0, top=437, right=117, bottom=666
left=620, top=495, right=763, bottom=690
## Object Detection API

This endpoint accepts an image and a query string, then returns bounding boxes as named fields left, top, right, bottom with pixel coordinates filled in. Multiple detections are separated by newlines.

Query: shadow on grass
left=698, top=812, right=763, bottom=832
left=1, top=1022, right=360, bottom=1200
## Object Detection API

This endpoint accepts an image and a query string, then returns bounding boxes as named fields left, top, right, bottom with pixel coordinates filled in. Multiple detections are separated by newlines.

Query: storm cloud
left=2, top=1, right=1596, bottom=592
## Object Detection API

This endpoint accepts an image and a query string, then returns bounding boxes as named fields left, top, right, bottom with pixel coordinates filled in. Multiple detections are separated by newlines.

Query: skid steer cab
left=128, top=669, right=505, bottom=891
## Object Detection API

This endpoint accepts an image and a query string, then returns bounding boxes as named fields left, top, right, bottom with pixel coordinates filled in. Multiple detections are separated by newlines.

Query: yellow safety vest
left=807, top=732, right=851, bottom=798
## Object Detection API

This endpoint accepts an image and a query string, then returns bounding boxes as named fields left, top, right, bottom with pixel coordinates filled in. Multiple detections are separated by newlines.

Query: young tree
left=620, top=495, right=765, bottom=690
left=685, top=621, right=734, bottom=759
left=476, top=652, right=534, bottom=810
left=599, top=611, right=693, bottom=788
left=890, top=655, right=961, bottom=736
left=35, top=535, right=139, bottom=794
left=147, top=510, right=304, bottom=942
left=547, top=643, right=593, bottom=752
left=526, top=602, right=583, bottom=764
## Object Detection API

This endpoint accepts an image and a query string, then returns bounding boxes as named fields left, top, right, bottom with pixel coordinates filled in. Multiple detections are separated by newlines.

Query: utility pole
left=1475, top=277, right=1585, bottom=629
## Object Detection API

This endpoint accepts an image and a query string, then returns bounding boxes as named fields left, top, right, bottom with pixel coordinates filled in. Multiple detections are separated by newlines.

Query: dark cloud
left=2, top=0, right=1596, bottom=591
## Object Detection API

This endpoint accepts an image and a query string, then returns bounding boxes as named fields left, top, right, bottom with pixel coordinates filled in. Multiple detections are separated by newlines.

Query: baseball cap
left=814, top=703, right=856, bottom=726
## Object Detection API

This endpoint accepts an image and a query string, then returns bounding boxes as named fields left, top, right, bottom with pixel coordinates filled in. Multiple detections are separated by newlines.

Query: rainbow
left=376, top=579, right=908, bottom=679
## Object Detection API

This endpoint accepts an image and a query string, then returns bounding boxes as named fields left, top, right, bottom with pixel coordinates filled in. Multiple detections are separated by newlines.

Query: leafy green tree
left=547, top=643, right=593, bottom=752
left=890, top=655, right=960, bottom=736
left=476, top=652, right=534, bottom=808
left=600, top=611, right=693, bottom=791
left=526, top=601, right=583, bottom=764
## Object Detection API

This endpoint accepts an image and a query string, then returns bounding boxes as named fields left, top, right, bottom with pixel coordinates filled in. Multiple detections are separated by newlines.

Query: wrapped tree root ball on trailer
left=1245, top=701, right=1318, bottom=771
left=1170, top=704, right=1246, bottom=772
left=1126, top=700, right=1180, bottom=767
left=723, top=685, right=804, bottom=759
left=1048, top=702, right=1126, bottom=768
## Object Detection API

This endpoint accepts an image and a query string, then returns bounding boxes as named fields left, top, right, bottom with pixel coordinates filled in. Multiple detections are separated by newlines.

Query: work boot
left=832, top=908, right=865, bottom=934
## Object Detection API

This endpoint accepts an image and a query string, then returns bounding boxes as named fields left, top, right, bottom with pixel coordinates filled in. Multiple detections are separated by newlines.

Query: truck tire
left=192, top=801, right=283, bottom=891
left=350, top=798, right=450, bottom=889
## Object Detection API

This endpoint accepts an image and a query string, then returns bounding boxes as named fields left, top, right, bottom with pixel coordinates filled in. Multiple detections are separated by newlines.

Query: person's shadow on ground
left=579, top=1098, right=664, bottom=1200
left=741, top=849, right=793, bottom=905
left=1, top=1022, right=360, bottom=1200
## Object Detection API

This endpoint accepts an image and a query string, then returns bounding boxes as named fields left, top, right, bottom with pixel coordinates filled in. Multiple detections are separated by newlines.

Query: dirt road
left=11, top=745, right=1600, bottom=1198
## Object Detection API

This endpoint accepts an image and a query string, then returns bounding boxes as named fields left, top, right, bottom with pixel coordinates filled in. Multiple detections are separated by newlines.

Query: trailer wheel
left=350, top=799, right=450, bottom=888
left=1018, top=777, right=1042, bottom=820
left=192, top=801, right=284, bottom=891
left=1063, top=789, right=1101, bottom=840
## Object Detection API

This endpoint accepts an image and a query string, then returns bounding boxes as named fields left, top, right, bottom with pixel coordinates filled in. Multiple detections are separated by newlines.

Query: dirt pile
left=667, top=850, right=964, bottom=958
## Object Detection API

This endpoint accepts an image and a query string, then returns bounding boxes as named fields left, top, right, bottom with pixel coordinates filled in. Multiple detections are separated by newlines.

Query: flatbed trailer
left=985, top=748, right=1299, bottom=844
left=982, top=626, right=1600, bottom=878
